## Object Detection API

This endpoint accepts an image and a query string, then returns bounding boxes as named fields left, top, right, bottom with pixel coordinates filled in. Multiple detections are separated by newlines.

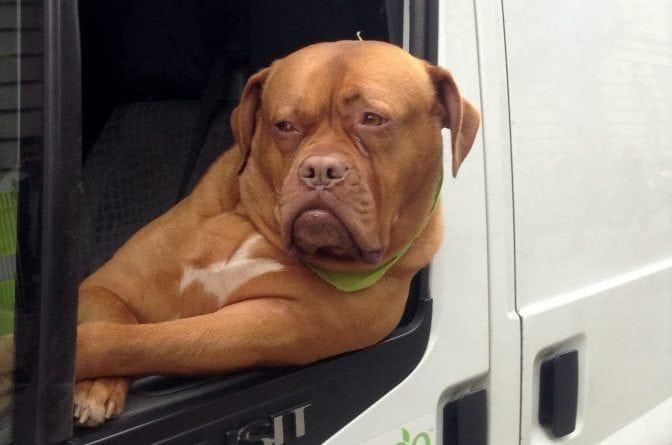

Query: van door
left=503, top=1, right=672, bottom=443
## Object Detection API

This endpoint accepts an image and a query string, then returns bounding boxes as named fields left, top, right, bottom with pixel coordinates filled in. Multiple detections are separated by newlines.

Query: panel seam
left=499, top=0, right=524, bottom=443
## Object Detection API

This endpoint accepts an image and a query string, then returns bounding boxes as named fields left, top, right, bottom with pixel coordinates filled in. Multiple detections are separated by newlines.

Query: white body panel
left=503, top=1, right=672, bottom=443
left=474, top=0, right=522, bottom=442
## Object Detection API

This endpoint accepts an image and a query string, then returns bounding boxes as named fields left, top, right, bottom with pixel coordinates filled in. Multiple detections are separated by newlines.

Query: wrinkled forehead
left=261, top=41, right=435, bottom=118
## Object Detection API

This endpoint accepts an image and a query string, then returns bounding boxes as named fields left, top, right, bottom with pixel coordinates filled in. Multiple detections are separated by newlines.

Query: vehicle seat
left=81, top=102, right=235, bottom=277
left=80, top=0, right=247, bottom=277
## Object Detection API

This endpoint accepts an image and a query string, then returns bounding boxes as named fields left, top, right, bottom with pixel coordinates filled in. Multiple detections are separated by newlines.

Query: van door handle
left=443, top=389, right=487, bottom=445
left=538, top=349, right=579, bottom=437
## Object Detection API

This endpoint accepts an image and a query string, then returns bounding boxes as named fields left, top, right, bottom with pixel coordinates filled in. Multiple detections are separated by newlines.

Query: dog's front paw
left=73, top=377, right=130, bottom=428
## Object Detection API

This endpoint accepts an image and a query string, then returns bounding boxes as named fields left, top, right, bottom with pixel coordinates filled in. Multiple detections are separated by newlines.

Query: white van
left=330, top=1, right=672, bottom=444
left=1, top=0, right=670, bottom=444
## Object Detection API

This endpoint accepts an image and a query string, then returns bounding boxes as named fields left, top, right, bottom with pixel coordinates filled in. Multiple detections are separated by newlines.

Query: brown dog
left=67, top=41, right=480, bottom=426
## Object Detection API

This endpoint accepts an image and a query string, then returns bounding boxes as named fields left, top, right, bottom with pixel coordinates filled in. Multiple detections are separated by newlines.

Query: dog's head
left=233, top=41, right=480, bottom=270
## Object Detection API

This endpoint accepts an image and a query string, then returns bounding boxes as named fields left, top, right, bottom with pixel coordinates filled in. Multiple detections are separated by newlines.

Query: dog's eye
left=275, top=121, right=296, bottom=132
left=361, top=112, right=386, bottom=126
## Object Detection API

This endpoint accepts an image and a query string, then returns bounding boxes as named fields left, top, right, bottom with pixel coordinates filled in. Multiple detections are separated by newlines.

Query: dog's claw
left=73, top=403, right=81, bottom=418
left=105, top=400, right=115, bottom=419
left=78, top=408, right=90, bottom=425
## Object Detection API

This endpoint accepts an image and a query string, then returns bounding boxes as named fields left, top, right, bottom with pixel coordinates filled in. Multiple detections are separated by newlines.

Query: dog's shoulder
left=187, top=148, right=243, bottom=216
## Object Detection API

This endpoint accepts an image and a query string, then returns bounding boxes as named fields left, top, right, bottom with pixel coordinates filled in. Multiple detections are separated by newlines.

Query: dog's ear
left=231, top=67, right=271, bottom=174
left=427, top=65, right=481, bottom=177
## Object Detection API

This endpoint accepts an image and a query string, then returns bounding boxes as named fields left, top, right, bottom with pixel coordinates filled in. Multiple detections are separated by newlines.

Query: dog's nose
left=299, top=155, right=348, bottom=189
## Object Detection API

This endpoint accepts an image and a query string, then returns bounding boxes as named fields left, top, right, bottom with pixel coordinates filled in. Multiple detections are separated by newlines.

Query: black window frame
left=12, top=0, right=82, bottom=443
left=12, top=0, right=438, bottom=442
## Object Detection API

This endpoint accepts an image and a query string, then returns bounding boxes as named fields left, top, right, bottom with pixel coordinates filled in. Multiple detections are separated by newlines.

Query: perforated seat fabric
left=81, top=101, right=234, bottom=277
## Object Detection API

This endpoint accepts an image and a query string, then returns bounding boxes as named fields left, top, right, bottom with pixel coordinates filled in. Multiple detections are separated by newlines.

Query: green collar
left=306, top=170, right=443, bottom=292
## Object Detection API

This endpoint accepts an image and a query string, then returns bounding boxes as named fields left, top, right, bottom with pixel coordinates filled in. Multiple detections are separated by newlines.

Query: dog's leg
left=76, top=295, right=402, bottom=380
left=74, top=287, right=138, bottom=427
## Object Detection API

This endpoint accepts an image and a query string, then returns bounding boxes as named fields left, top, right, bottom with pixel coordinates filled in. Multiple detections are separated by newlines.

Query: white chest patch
left=180, top=234, right=285, bottom=307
